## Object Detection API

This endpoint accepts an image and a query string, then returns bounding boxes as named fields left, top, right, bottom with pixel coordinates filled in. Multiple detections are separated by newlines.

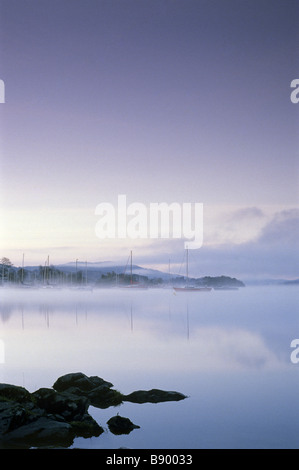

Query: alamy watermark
left=95, top=195, right=203, bottom=249
left=290, top=79, right=299, bottom=104
left=290, top=339, right=299, bottom=364
left=0, top=79, right=5, bottom=103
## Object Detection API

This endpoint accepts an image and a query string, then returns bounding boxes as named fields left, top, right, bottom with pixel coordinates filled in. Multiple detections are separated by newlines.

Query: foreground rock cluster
left=0, top=372, right=187, bottom=448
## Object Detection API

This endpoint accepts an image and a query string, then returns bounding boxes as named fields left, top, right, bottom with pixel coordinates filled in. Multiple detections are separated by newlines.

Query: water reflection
left=1, top=286, right=298, bottom=449
left=0, top=286, right=296, bottom=377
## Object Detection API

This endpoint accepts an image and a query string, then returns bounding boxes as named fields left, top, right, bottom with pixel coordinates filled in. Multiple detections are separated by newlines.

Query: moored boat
left=173, top=248, right=211, bottom=293
left=173, top=286, right=211, bottom=292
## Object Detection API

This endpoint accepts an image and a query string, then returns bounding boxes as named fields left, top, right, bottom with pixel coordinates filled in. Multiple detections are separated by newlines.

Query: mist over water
left=0, top=286, right=298, bottom=448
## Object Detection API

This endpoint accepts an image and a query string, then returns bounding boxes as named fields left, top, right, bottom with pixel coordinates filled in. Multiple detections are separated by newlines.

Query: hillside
left=1, top=260, right=245, bottom=288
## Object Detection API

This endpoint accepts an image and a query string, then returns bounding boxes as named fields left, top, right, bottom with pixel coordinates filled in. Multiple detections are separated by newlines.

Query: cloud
left=228, top=207, right=265, bottom=222
left=202, top=205, right=268, bottom=246
left=197, top=209, right=299, bottom=278
left=257, top=209, right=299, bottom=246
left=155, top=208, right=299, bottom=279
left=5, top=205, right=298, bottom=279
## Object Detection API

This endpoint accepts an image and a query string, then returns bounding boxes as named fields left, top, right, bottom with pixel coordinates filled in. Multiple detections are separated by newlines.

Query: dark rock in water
left=88, top=387, right=123, bottom=409
left=69, top=414, right=104, bottom=439
left=53, top=372, right=113, bottom=393
left=32, top=387, right=89, bottom=421
left=123, top=389, right=187, bottom=404
left=0, top=383, right=32, bottom=403
left=0, top=380, right=104, bottom=448
left=52, top=373, right=186, bottom=408
left=1, top=416, right=74, bottom=449
left=107, top=415, right=140, bottom=435
left=0, top=400, right=38, bottom=436
left=31, top=387, right=103, bottom=437
left=53, top=372, right=122, bottom=409
left=0, top=372, right=187, bottom=448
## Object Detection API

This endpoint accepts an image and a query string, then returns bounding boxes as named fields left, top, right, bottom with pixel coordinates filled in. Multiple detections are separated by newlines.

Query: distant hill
left=4, top=259, right=299, bottom=288
left=283, top=279, right=299, bottom=285
left=195, top=276, right=245, bottom=288
left=2, top=260, right=246, bottom=287
left=57, top=261, right=172, bottom=282
left=243, top=278, right=299, bottom=286
left=7, top=261, right=245, bottom=288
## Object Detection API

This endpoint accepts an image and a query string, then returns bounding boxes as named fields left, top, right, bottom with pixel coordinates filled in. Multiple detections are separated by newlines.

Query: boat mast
left=186, top=247, right=189, bottom=285
left=21, top=253, right=24, bottom=283
left=130, top=250, right=133, bottom=285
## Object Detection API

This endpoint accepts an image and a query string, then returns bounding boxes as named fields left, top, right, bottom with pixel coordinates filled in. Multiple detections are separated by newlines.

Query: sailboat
left=173, top=248, right=211, bottom=292
left=122, top=251, right=148, bottom=289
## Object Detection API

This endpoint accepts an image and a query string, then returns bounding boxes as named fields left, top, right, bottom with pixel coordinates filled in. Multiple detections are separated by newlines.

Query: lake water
left=0, top=285, right=298, bottom=449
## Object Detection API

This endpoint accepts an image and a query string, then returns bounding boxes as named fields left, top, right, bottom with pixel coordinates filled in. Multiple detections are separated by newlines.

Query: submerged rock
left=123, top=389, right=187, bottom=404
left=107, top=415, right=140, bottom=435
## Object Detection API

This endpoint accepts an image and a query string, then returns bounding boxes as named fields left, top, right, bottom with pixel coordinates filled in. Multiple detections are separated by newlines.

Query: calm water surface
left=0, top=286, right=298, bottom=449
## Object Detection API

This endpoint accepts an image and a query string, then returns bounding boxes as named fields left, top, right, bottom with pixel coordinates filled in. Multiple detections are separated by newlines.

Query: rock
left=70, top=414, right=104, bottom=439
left=107, top=415, right=140, bottom=435
left=53, top=372, right=122, bottom=409
left=53, top=372, right=113, bottom=393
left=87, top=387, right=123, bottom=409
left=0, top=381, right=104, bottom=448
left=1, top=416, right=74, bottom=449
left=123, top=389, right=187, bottom=404
left=0, top=383, right=32, bottom=403
left=52, top=373, right=187, bottom=408
left=0, top=373, right=187, bottom=448
left=32, top=387, right=89, bottom=421
left=31, top=387, right=104, bottom=438
left=0, top=400, right=38, bottom=436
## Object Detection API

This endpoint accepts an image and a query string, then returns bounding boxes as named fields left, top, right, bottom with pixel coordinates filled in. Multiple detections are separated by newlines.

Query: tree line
left=0, top=257, right=87, bottom=286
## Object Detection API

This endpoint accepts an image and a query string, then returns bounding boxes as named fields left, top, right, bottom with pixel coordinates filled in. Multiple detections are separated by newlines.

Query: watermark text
left=290, top=79, right=299, bottom=104
left=290, top=339, right=299, bottom=364
left=95, top=195, right=203, bottom=249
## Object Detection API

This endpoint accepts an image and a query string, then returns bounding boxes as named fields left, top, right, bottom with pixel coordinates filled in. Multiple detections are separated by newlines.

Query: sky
left=0, top=0, right=298, bottom=279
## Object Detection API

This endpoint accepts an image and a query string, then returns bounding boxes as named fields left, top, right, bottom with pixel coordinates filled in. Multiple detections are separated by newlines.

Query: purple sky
left=0, top=0, right=298, bottom=278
